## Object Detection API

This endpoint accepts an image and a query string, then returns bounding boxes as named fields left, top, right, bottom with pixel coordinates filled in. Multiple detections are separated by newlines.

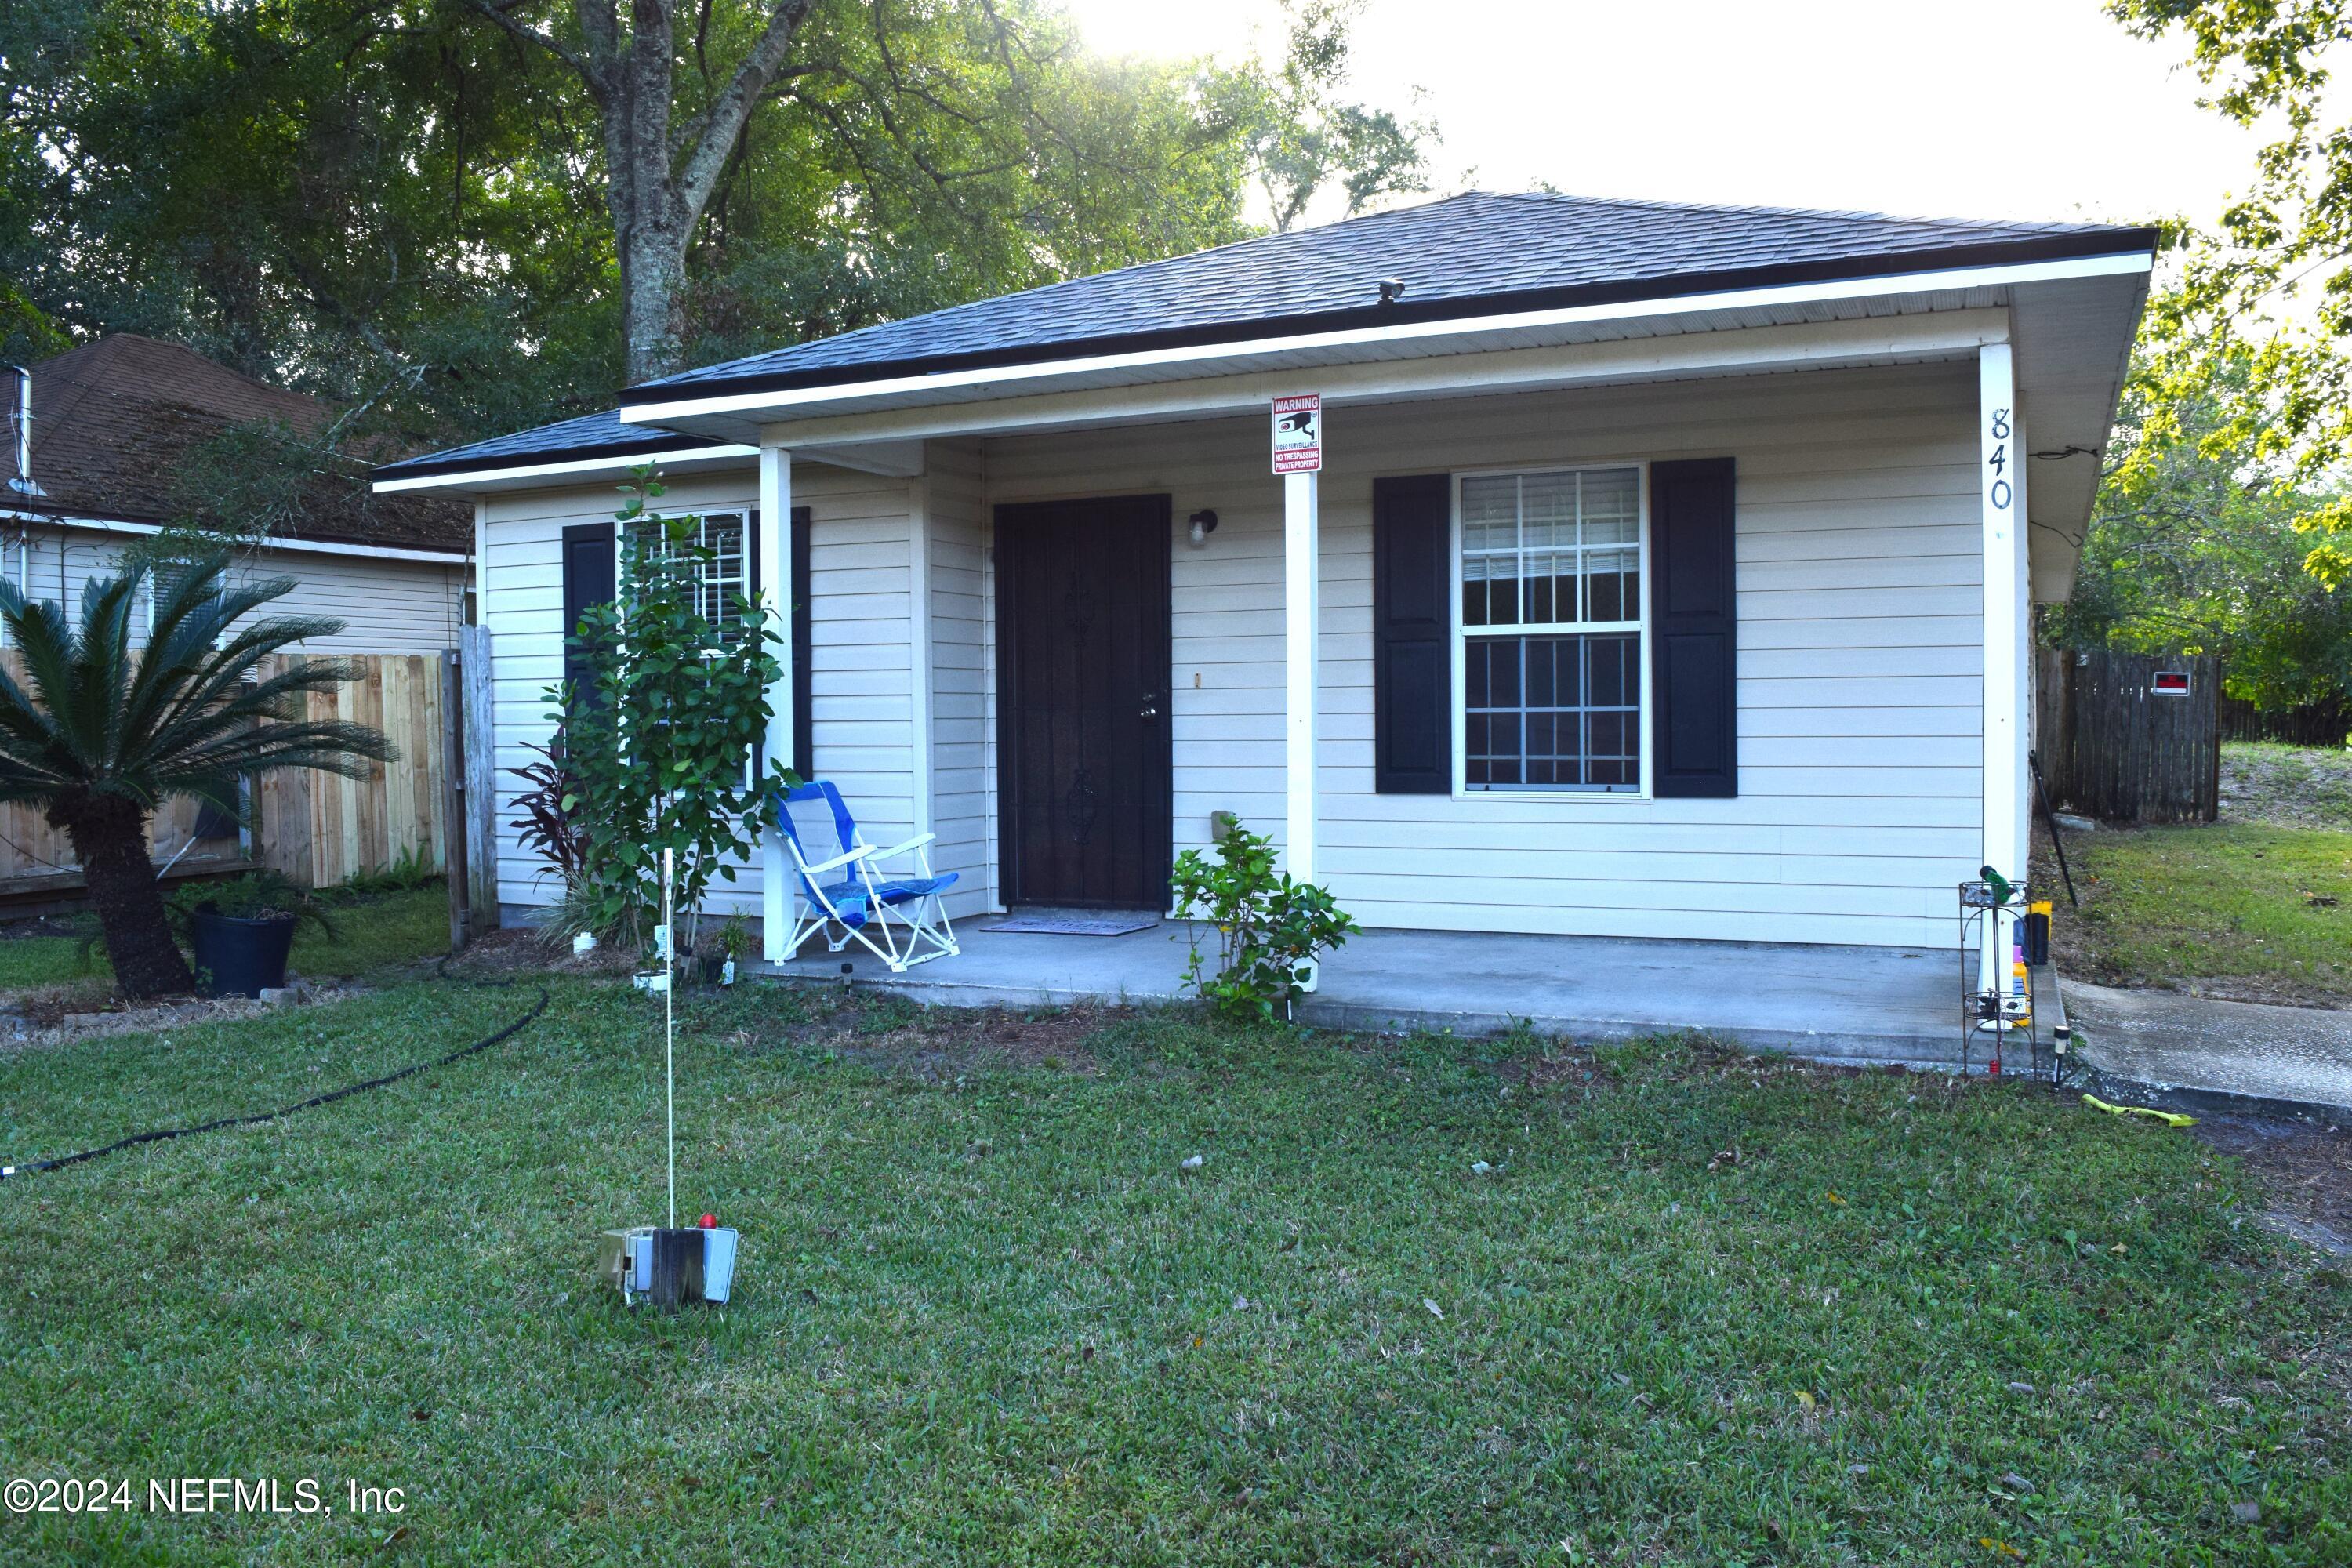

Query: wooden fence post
left=442, top=648, right=468, bottom=952
left=460, top=625, right=501, bottom=935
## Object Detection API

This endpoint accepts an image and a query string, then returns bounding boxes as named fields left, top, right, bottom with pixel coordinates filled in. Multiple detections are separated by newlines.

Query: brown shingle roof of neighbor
left=16, top=335, right=470, bottom=553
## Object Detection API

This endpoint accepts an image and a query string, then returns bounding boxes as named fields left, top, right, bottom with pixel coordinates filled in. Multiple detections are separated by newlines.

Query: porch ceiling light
left=1187, top=509, right=1218, bottom=547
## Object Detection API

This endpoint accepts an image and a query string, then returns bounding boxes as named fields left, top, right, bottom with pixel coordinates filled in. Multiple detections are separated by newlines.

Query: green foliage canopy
left=2106, top=0, right=2352, bottom=583
left=554, top=477, right=792, bottom=951
left=2049, top=351, right=2352, bottom=710
left=2, top=0, right=1435, bottom=445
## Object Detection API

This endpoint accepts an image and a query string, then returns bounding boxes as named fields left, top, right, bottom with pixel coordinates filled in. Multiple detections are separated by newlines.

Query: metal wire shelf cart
left=1958, top=878, right=2056, bottom=1081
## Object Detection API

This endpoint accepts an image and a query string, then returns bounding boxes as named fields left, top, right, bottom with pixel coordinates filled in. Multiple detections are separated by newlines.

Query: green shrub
left=1168, top=818, right=1357, bottom=1022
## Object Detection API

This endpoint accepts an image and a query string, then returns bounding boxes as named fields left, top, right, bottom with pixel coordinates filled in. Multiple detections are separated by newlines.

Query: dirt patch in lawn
left=2220, top=742, right=2352, bottom=830
left=0, top=982, right=368, bottom=1051
left=438, top=924, right=641, bottom=979
left=2195, top=1112, right=2352, bottom=1259
left=824, top=996, right=1108, bottom=1079
left=709, top=985, right=1109, bottom=1078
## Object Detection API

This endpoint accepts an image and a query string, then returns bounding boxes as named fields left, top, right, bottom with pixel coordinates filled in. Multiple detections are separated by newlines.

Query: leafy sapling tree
left=1168, top=817, right=1357, bottom=1022
left=555, top=477, right=793, bottom=954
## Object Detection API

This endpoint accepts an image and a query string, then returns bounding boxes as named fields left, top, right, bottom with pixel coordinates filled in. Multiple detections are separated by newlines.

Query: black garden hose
left=0, top=968, right=549, bottom=1181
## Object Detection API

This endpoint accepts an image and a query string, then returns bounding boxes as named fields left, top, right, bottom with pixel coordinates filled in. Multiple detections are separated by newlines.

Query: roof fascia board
left=631, top=251, right=2146, bottom=429
left=372, top=441, right=757, bottom=495
left=757, top=308, right=2014, bottom=449
left=788, top=439, right=926, bottom=477
left=0, top=508, right=469, bottom=564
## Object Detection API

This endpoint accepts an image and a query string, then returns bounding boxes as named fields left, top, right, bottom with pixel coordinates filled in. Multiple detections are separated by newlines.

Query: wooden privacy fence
left=0, top=651, right=452, bottom=906
left=256, top=652, right=450, bottom=887
left=2220, top=694, right=2352, bottom=747
left=0, top=647, right=243, bottom=892
left=2036, top=648, right=2220, bottom=824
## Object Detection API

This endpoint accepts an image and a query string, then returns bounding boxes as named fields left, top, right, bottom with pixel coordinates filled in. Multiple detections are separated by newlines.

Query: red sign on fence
left=2151, top=670, right=2191, bottom=695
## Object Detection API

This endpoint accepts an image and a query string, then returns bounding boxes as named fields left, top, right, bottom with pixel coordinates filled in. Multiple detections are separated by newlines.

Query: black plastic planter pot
left=191, top=909, right=298, bottom=998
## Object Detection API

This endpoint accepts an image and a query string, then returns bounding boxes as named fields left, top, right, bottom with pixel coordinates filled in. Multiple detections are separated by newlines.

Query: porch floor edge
left=750, top=923, right=1964, bottom=1071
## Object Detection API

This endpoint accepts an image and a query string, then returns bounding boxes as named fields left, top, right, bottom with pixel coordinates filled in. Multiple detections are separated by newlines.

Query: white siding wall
left=6, top=526, right=463, bottom=654
left=981, top=360, right=1984, bottom=949
left=476, top=360, right=1984, bottom=950
left=479, top=466, right=919, bottom=918
left=924, top=439, right=995, bottom=916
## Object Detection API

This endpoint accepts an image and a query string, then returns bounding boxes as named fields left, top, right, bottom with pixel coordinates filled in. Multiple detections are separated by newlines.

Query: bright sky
left=1056, top=0, right=2261, bottom=231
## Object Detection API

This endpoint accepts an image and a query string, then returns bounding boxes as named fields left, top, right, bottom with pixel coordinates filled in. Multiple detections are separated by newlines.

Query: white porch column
left=1980, top=342, right=2029, bottom=883
left=760, top=446, right=795, bottom=962
left=1283, top=469, right=1319, bottom=884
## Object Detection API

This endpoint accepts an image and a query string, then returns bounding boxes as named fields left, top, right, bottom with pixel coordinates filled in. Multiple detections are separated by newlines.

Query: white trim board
left=371, top=442, right=757, bottom=495
left=0, top=508, right=468, bottom=564
left=624, top=252, right=2149, bottom=429
left=752, top=310, right=2015, bottom=451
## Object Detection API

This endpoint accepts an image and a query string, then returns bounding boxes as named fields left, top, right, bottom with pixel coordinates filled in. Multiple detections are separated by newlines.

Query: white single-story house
left=373, top=191, right=2153, bottom=962
left=9, top=334, right=470, bottom=654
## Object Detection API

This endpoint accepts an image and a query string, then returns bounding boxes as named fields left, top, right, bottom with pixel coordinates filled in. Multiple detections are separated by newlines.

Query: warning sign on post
left=1272, top=394, right=1321, bottom=474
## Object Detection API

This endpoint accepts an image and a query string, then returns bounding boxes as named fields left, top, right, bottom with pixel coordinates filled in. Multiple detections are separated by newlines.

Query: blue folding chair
left=776, top=780, right=960, bottom=971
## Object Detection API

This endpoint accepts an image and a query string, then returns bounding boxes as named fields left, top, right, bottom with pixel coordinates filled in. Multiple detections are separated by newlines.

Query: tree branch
left=674, top=0, right=816, bottom=217
left=460, top=0, right=597, bottom=93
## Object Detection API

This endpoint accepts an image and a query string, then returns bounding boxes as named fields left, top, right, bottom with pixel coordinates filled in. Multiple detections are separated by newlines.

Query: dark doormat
left=983, top=913, right=1160, bottom=937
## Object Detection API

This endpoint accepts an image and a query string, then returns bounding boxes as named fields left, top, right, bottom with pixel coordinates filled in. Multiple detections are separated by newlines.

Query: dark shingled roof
left=382, top=191, right=2157, bottom=481
left=626, top=190, right=2157, bottom=402
left=372, top=408, right=726, bottom=481
left=24, top=335, right=470, bottom=550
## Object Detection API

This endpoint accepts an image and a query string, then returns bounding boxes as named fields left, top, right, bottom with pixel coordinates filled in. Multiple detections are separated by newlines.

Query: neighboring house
left=374, top=191, right=2154, bottom=957
left=7, top=334, right=470, bottom=651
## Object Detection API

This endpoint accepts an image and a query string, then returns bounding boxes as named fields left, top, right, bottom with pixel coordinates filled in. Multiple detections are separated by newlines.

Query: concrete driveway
left=2064, top=981, right=2352, bottom=1117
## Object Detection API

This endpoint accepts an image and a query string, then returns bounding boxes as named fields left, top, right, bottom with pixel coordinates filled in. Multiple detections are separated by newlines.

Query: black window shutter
left=1649, top=457, right=1738, bottom=798
left=746, top=506, right=815, bottom=779
left=1374, top=474, right=1453, bottom=793
left=559, top=520, right=617, bottom=710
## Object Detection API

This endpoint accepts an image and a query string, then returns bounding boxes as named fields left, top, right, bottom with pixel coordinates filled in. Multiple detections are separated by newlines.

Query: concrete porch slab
left=756, top=923, right=1966, bottom=1068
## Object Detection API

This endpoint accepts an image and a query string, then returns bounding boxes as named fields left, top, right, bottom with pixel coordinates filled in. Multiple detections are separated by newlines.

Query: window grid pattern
left=630, top=512, right=752, bottom=644
left=1459, top=468, right=1644, bottom=793
left=1461, top=469, right=1639, bottom=630
left=695, top=514, right=750, bottom=641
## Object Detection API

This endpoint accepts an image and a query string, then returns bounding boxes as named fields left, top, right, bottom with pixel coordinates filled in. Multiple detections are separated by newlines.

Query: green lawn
left=0, top=884, right=448, bottom=996
left=2043, top=822, right=2352, bottom=1005
left=2, top=979, right=2343, bottom=1564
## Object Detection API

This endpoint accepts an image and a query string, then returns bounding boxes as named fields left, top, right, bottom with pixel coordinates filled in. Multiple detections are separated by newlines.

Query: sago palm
left=0, top=557, right=392, bottom=998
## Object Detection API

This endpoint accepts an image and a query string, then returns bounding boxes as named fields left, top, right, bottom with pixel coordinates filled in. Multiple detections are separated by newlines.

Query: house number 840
left=1987, top=407, right=2012, bottom=510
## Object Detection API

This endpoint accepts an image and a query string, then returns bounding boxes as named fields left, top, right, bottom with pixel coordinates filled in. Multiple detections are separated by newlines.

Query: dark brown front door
left=996, top=494, right=1172, bottom=908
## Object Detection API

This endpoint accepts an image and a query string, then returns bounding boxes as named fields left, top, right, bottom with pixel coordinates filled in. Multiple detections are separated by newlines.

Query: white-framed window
left=1453, top=465, right=1647, bottom=793
left=622, top=510, right=753, bottom=645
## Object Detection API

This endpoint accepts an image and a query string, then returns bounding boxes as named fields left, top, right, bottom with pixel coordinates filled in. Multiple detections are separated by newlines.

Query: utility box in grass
left=598, top=1225, right=737, bottom=1308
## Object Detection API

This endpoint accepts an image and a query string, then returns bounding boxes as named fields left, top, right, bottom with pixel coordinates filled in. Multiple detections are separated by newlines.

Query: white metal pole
left=759, top=448, right=793, bottom=963
left=1283, top=468, right=1319, bottom=885
left=1980, top=342, right=2023, bottom=999
left=662, top=846, right=676, bottom=1230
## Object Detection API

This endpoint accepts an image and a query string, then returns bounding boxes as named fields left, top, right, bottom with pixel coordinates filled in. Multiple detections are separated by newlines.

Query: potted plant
left=165, top=872, right=335, bottom=998
left=717, top=916, right=753, bottom=986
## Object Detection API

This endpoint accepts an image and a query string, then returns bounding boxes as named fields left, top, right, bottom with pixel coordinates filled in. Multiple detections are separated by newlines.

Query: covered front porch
left=757, top=922, right=1963, bottom=1069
